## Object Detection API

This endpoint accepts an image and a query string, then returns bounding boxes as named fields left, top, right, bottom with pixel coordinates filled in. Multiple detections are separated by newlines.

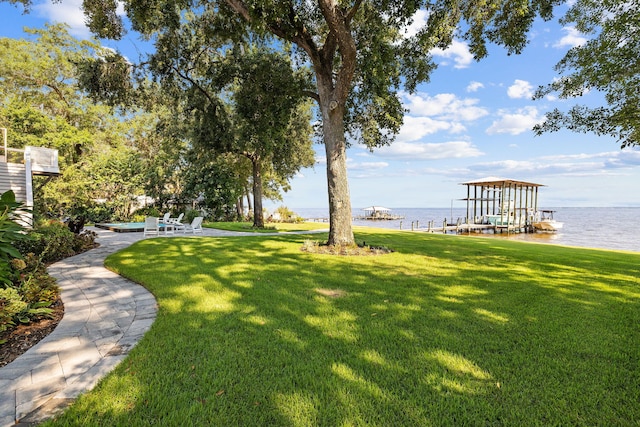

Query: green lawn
left=205, top=221, right=329, bottom=233
left=46, top=230, right=640, bottom=426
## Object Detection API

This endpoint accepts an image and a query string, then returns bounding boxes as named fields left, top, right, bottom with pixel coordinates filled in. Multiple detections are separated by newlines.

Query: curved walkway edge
left=0, top=225, right=328, bottom=426
left=0, top=228, right=158, bottom=426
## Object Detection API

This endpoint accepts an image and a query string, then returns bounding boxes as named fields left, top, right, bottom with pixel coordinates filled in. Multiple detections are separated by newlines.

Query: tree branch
left=303, top=90, right=320, bottom=102
left=317, top=0, right=357, bottom=102
left=45, top=82, right=71, bottom=109
left=345, top=0, right=364, bottom=23
left=171, top=65, right=216, bottom=106
left=223, top=0, right=252, bottom=21
left=223, top=0, right=322, bottom=101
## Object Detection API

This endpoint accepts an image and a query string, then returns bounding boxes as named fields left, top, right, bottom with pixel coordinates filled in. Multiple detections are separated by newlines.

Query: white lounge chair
left=162, top=212, right=171, bottom=223
left=170, top=213, right=184, bottom=225
left=144, top=216, right=160, bottom=236
left=178, top=216, right=203, bottom=234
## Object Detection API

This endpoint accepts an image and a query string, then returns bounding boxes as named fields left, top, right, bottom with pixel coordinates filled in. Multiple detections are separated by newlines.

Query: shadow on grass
left=49, top=231, right=640, bottom=426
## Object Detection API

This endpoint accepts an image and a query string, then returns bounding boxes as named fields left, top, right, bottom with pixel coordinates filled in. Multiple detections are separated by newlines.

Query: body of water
left=294, top=207, right=640, bottom=253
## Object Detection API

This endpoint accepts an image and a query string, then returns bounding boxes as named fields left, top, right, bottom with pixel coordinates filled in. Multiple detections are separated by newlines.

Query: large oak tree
left=26, top=0, right=560, bottom=245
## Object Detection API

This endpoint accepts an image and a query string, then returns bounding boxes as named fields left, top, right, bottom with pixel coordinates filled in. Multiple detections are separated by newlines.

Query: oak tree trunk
left=250, top=156, right=264, bottom=228
left=318, top=84, right=355, bottom=246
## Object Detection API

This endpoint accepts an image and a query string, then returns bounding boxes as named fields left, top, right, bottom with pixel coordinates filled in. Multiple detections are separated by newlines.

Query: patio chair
left=162, top=212, right=171, bottom=223
left=179, top=216, right=203, bottom=234
left=144, top=216, right=160, bottom=237
left=169, top=213, right=184, bottom=225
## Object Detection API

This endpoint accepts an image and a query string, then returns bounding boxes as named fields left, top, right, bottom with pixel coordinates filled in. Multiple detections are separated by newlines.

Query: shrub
left=70, top=205, right=113, bottom=224
left=72, top=229, right=98, bottom=253
left=86, top=205, right=114, bottom=223
left=271, top=206, right=303, bottom=223
left=0, top=192, right=97, bottom=337
left=0, top=260, right=11, bottom=287
left=19, top=253, right=60, bottom=303
left=0, top=190, right=29, bottom=285
left=131, top=207, right=162, bottom=220
left=131, top=214, right=145, bottom=222
left=15, top=221, right=75, bottom=263
left=15, top=222, right=97, bottom=264
left=0, top=286, right=27, bottom=334
left=183, top=209, right=201, bottom=224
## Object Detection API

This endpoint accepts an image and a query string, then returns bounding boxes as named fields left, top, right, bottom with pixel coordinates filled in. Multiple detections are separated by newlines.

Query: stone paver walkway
left=0, top=225, right=262, bottom=426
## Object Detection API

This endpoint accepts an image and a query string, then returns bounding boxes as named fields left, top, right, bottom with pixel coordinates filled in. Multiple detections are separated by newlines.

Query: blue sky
left=2, top=1, right=639, bottom=210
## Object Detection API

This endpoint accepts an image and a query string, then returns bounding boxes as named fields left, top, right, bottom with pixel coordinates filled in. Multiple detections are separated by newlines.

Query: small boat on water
left=485, top=212, right=525, bottom=227
left=359, top=206, right=405, bottom=220
left=532, top=210, right=563, bottom=232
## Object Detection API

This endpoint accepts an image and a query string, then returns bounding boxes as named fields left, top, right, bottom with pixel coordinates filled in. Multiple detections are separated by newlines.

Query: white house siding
left=0, top=162, right=27, bottom=202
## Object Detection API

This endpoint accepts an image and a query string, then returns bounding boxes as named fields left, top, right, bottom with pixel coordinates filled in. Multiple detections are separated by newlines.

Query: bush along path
left=0, top=228, right=157, bottom=427
left=1, top=220, right=98, bottom=366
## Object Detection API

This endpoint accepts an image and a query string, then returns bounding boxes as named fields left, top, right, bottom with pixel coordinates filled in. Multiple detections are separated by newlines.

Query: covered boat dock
left=460, top=177, right=545, bottom=233
left=355, top=206, right=405, bottom=220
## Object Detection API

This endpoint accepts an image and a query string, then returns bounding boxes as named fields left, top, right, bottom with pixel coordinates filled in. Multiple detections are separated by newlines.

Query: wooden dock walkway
left=304, top=218, right=532, bottom=234
left=411, top=220, right=532, bottom=234
left=418, top=222, right=495, bottom=233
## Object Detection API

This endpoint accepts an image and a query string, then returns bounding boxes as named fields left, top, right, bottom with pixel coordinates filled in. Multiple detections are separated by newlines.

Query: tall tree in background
left=145, top=13, right=315, bottom=228
left=534, top=0, right=640, bottom=148
left=227, top=48, right=315, bottom=227
left=0, top=24, right=111, bottom=166
left=0, top=24, right=159, bottom=220
left=80, top=0, right=560, bottom=246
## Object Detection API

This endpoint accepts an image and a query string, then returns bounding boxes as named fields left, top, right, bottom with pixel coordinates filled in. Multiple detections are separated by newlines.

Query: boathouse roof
left=362, top=206, right=391, bottom=212
left=460, top=177, right=545, bottom=187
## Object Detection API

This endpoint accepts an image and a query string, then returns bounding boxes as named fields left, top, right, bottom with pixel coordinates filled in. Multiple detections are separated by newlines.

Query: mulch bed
left=0, top=297, right=64, bottom=367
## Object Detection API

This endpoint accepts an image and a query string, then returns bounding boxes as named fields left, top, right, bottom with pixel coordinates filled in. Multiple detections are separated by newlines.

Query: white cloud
left=486, top=107, right=543, bottom=135
left=354, top=151, right=372, bottom=158
left=467, top=148, right=640, bottom=179
left=347, top=160, right=389, bottom=171
left=34, top=0, right=91, bottom=38
left=604, top=149, right=640, bottom=167
left=553, top=26, right=588, bottom=48
left=401, top=92, right=489, bottom=122
left=33, top=0, right=127, bottom=39
left=540, top=149, right=640, bottom=169
left=431, top=40, right=474, bottom=69
left=402, top=9, right=429, bottom=39
left=468, top=158, right=601, bottom=177
left=396, top=116, right=457, bottom=142
left=375, top=141, right=483, bottom=160
left=466, top=81, right=484, bottom=92
left=395, top=92, right=490, bottom=143
left=507, top=79, right=534, bottom=99
left=396, top=91, right=489, bottom=143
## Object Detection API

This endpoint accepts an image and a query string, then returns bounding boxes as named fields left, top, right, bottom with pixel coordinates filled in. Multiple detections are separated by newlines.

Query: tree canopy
left=79, top=0, right=561, bottom=245
left=139, top=10, right=316, bottom=226
left=0, top=24, right=166, bottom=220
left=534, top=0, right=640, bottom=148
left=180, top=46, right=316, bottom=227
left=3, top=1, right=569, bottom=242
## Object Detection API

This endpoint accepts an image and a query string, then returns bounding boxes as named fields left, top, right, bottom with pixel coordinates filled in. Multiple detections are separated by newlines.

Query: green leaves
left=82, top=0, right=125, bottom=39
left=535, top=0, right=640, bottom=147
left=0, top=191, right=27, bottom=261
left=0, top=190, right=27, bottom=286
left=76, top=49, right=135, bottom=107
